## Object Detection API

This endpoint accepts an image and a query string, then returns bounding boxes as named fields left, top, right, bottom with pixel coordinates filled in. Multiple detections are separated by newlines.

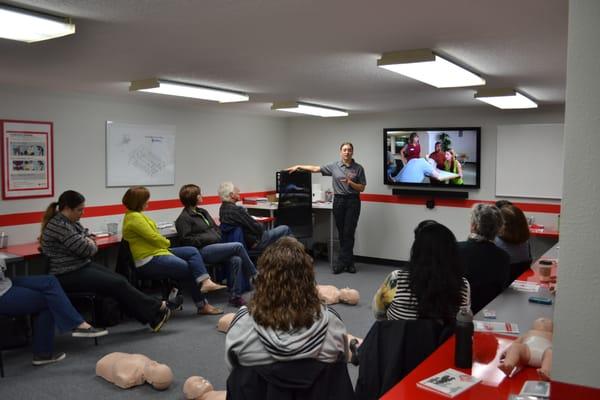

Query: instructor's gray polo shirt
left=321, top=160, right=366, bottom=195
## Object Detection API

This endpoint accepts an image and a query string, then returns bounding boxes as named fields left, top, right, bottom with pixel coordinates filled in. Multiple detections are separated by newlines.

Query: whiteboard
left=106, top=121, right=175, bottom=187
left=496, top=124, right=564, bottom=199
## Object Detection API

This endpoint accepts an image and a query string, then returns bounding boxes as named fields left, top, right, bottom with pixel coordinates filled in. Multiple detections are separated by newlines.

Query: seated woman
left=175, top=184, right=257, bottom=307
left=372, top=221, right=470, bottom=321
left=122, top=186, right=224, bottom=315
left=458, top=203, right=510, bottom=313
left=225, top=237, right=347, bottom=370
left=0, top=259, right=107, bottom=365
left=495, top=204, right=531, bottom=264
left=40, top=190, right=171, bottom=333
left=443, top=149, right=464, bottom=185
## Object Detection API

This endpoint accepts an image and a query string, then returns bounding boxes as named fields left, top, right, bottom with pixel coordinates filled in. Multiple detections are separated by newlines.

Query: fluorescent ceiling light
left=0, top=4, right=75, bottom=43
left=377, top=49, right=485, bottom=88
left=130, top=79, right=249, bottom=103
left=474, top=88, right=538, bottom=109
left=271, top=102, right=348, bottom=117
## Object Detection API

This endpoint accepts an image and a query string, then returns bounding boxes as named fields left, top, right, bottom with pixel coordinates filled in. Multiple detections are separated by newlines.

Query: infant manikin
left=499, top=318, right=553, bottom=380
left=96, top=352, right=173, bottom=390
left=317, top=285, right=360, bottom=305
left=183, top=376, right=226, bottom=400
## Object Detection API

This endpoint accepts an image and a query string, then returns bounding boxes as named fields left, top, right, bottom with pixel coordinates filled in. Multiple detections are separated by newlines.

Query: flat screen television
left=384, top=127, right=480, bottom=188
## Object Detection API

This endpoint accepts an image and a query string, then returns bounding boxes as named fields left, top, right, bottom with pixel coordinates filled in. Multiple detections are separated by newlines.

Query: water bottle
left=455, top=307, right=474, bottom=369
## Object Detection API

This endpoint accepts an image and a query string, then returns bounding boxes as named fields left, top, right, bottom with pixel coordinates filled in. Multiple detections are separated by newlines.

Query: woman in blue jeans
left=0, top=259, right=107, bottom=366
left=122, top=186, right=225, bottom=315
left=175, top=184, right=258, bottom=307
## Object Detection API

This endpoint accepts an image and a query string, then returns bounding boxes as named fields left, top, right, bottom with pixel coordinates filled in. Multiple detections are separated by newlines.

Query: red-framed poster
left=1, top=120, right=54, bottom=200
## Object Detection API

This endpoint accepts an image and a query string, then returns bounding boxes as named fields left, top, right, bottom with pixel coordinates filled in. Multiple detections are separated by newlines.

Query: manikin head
left=183, top=376, right=214, bottom=399
left=532, top=318, right=553, bottom=332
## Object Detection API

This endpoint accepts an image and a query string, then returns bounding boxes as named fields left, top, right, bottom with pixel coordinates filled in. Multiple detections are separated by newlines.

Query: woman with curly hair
left=225, top=236, right=347, bottom=370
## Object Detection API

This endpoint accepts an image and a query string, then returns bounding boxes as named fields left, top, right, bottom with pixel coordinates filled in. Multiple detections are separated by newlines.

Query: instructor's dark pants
left=333, top=194, right=361, bottom=267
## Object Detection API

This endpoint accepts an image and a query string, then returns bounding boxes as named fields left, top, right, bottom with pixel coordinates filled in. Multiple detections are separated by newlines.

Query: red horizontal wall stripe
left=0, top=191, right=275, bottom=227
left=0, top=190, right=560, bottom=227
left=360, top=193, right=561, bottom=213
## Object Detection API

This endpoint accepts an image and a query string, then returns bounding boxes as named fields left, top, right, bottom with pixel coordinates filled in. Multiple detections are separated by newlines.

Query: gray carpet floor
left=0, top=260, right=395, bottom=399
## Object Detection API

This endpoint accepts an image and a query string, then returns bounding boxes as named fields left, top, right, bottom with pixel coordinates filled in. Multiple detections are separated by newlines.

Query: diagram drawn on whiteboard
left=106, top=122, right=175, bottom=187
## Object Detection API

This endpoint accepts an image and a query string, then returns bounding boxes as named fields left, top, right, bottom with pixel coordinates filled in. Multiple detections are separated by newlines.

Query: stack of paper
left=474, top=320, right=520, bottom=334
left=511, top=280, right=540, bottom=292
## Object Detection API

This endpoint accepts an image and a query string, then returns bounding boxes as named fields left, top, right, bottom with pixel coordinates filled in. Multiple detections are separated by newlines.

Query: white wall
left=287, top=106, right=563, bottom=260
left=552, top=0, right=600, bottom=388
left=0, top=87, right=288, bottom=244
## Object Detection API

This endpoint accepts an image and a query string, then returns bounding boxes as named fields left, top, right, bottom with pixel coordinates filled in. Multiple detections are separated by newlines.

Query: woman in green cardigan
left=122, top=186, right=224, bottom=315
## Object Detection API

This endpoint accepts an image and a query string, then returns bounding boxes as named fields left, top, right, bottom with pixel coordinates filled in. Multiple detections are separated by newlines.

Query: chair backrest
left=354, top=318, right=453, bottom=400
left=115, top=239, right=138, bottom=287
left=226, top=357, right=356, bottom=400
left=509, top=259, right=532, bottom=283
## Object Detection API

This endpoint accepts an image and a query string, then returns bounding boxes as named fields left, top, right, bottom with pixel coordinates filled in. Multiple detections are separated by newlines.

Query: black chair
left=509, top=259, right=533, bottom=284
left=219, top=224, right=256, bottom=293
left=226, top=355, right=356, bottom=400
left=275, top=170, right=313, bottom=240
left=40, top=254, right=101, bottom=345
left=0, top=314, right=31, bottom=378
left=115, top=240, right=174, bottom=301
left=354, top=319, right=453, bottom=400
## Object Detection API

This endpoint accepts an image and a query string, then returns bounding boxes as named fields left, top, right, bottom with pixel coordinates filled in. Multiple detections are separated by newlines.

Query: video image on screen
left=384, top=127, right=480, bottom=188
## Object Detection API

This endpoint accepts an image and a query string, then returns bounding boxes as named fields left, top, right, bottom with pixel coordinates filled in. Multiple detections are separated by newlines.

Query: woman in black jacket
left=175, top=184, right=257, bottom=307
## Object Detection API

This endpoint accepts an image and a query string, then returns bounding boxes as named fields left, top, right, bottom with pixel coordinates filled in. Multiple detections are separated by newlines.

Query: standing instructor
left=286, top=142, right=366, bottom=274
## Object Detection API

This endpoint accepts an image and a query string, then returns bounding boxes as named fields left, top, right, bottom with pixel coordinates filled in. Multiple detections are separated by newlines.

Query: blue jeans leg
left=0, top=275, right=85, bottom=354
left=200, top=242, right=257, bottom=296
left=138, top=248, right=208, bottom=306
left=255, top=225, right=292, bottom=251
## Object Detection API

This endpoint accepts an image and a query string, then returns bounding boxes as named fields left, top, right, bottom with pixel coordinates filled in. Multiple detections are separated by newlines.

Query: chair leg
left=94, top=337, right=98, bottom=346
left=1, top=350, right=5, bottom=378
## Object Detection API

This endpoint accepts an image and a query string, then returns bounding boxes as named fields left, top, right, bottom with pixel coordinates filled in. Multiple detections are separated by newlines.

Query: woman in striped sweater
left=372, top=220, right=471, bottom=322
left=40, top=190, right=171, bottom=332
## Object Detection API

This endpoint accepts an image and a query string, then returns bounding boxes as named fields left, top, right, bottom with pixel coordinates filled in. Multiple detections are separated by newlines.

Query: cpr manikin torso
left=96, top=352, right=173, bottom=390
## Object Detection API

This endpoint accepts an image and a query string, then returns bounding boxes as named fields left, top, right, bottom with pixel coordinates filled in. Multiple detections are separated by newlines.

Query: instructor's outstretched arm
left=286, top=165, right=321, bottom=173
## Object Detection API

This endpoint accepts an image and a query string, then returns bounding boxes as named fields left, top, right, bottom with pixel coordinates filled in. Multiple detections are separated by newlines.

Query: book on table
left=417, top=368, right=481, bottom=397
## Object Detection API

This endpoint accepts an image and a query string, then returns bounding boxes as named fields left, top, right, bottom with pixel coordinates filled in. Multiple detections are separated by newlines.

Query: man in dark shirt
left=458, top=203, right=510, bottom=314
left=218, top=182, right=292, bottom=251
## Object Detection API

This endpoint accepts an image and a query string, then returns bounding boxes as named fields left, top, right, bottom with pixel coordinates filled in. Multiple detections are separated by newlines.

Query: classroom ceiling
left=0, top=0, right=568, bottom=116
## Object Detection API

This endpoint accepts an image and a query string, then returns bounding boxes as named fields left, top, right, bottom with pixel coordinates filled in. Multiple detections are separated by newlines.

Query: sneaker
left=167, top=294, right=184, bottom=311
left=32, top=352, right=66, bottom=366
left=149, top=307, right=171, bottom=333
left=332, top=264, right=344, bottom=275
left=72, top=327, right=108, bottom=338
left=346, top=264, right=357, bottom=274
left=229, top=296, right=247, bottom=308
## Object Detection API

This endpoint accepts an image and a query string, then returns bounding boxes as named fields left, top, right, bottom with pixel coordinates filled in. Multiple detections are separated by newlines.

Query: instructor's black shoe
left=332, top=264, right=344, bottom=274
left=346, top=264, right=357, bottom=274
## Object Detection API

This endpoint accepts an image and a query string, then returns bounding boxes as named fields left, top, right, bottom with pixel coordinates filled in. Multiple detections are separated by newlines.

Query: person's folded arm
left=128, top=214, right=170, bottom=248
